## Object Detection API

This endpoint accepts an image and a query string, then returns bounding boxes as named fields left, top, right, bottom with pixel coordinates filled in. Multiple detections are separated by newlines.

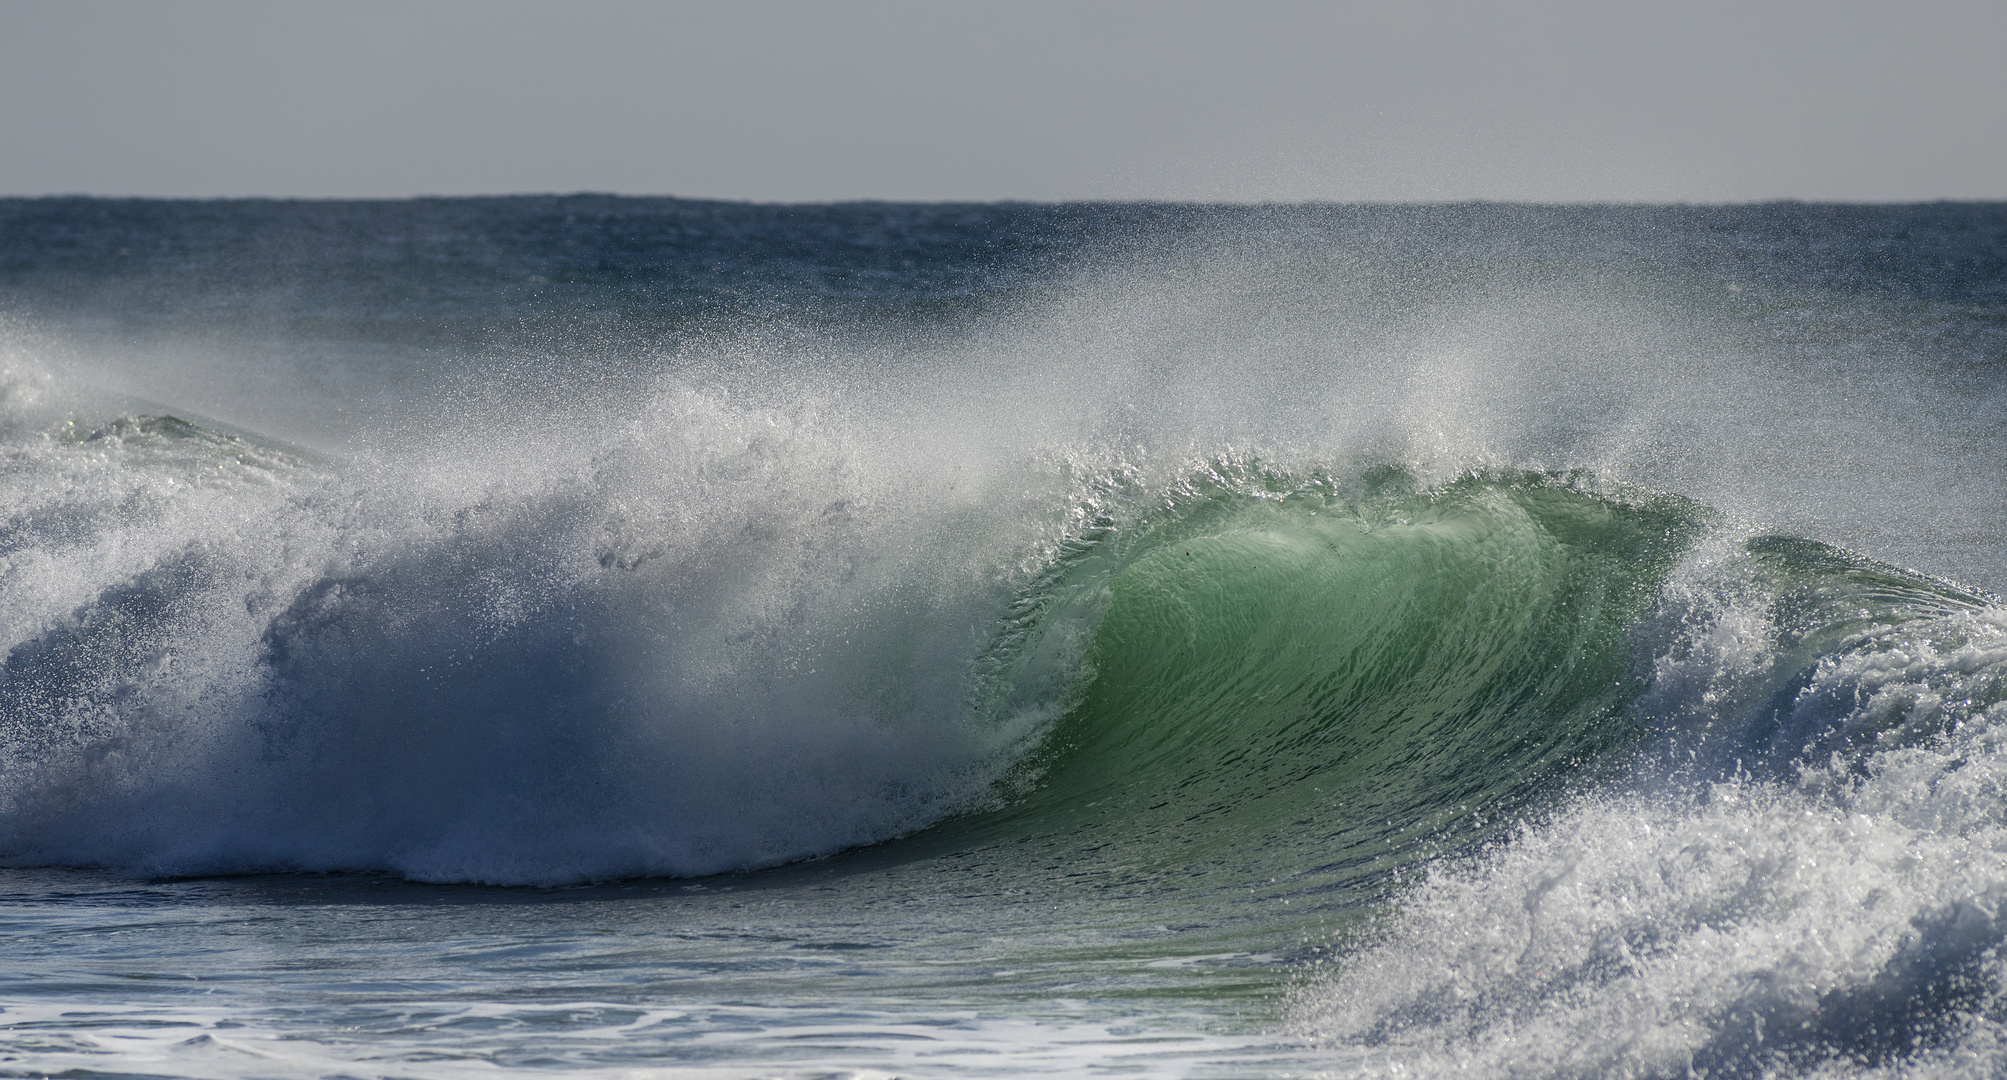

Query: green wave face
left=958, top=471, right=1711, bottom=907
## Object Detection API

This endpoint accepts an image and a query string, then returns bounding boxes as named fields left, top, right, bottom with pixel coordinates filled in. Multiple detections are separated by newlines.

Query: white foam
left=1292, top=545, right=2007, bottom=1078
left=0, top=363, right=1084, bottom=883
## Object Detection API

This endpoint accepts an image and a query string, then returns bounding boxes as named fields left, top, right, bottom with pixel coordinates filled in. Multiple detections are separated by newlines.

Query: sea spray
left=0, top=374, right=1069, bottom=882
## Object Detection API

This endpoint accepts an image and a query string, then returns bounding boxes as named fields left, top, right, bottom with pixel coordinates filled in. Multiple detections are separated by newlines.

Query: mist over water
left=2, top=198, right=2005, bottom=1077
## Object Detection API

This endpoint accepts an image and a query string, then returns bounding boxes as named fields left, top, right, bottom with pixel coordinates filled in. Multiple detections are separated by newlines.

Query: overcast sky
left=3, top=0, right=2003, bottom=203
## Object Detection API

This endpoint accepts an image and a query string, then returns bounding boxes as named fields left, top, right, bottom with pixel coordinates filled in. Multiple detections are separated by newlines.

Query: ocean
left=1, top=197, right=2004, bottom=1078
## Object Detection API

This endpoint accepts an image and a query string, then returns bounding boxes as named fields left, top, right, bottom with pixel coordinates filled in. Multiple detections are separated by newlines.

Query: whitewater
left=1, top=198, right=2004, bottom=1078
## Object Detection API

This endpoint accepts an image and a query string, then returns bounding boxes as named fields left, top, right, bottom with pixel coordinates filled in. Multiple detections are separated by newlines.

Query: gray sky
left=3, top=0, right=2003, bottom=203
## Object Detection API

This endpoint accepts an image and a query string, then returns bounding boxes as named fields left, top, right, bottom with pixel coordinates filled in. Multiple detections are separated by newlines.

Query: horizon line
left=5, top=192, right=2005, bottom=209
